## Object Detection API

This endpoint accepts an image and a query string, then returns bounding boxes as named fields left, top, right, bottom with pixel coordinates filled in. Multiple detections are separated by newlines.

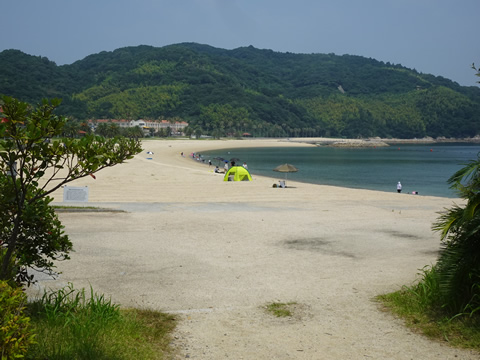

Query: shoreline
left=183, top=138, right=463, bottom=200
left=47, top=138, right=463, bottom=204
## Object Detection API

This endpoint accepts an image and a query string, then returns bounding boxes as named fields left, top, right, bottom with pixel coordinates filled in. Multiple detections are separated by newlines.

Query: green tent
left=223, top=166, right=252, bottom=181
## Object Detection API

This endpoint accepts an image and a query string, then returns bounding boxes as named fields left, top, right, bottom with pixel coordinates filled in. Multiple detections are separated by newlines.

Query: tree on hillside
left=0, top=97, right=142, bottom=285
left=61, top=118, right=81, bottom=137
left=95, top=122, right=121, bottom=138
left=122, top=125, right=144, bottom=138
left=194, top=126, right=202, bottom=139
left=198, top=103, right=250, bottom=137
left=184, top=126, right=193, bottom=138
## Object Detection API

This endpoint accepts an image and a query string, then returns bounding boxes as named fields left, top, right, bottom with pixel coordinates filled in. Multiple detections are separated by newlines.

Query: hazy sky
left=2, top=0, right=479, bottom=86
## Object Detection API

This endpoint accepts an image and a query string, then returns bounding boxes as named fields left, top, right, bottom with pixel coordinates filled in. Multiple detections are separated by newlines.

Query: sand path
left=30, top=139, right=479, bottom=359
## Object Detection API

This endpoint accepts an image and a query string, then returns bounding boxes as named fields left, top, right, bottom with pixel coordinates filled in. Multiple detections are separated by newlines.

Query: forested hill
left=1, top=43, right=480, bottom=139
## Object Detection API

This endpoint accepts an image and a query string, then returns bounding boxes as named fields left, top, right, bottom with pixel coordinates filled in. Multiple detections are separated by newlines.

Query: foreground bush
left=0, top=280, right=35, bottom=359
left=432, top=153, right=480, bottom=315
left=378, top=266, right=480, bottom=350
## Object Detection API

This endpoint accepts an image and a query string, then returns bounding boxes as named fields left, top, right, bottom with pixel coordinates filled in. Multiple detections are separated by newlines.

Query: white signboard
left=63, top=186, right=89, bottom=202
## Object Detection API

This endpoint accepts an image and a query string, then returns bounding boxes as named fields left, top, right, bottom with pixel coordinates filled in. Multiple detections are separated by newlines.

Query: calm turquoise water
left=201, top=143, right=480, bottom=198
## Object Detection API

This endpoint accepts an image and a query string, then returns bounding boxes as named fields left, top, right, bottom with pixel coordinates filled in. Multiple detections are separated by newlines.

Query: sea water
left=201, top=143, right=480, bottom=198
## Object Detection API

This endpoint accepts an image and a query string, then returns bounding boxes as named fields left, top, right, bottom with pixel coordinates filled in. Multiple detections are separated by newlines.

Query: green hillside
left=1, top=43, right=479, bottom=138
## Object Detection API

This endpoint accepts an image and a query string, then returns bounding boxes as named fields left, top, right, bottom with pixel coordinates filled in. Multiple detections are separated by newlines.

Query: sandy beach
left=30, top=139, right=478, bottom=359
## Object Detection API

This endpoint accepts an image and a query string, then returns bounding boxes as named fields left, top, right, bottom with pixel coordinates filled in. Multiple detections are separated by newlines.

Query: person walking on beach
left=397, top=181, right=402, bottom=193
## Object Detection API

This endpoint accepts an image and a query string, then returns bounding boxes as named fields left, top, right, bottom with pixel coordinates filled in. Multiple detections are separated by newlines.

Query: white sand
left=31, top=139, right=478, bottom=359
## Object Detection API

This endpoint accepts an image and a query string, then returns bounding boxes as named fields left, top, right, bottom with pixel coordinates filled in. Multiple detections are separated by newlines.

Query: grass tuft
left=26, top=284, right=177, bottom=360
left=264, top=301, right=297, bottom=318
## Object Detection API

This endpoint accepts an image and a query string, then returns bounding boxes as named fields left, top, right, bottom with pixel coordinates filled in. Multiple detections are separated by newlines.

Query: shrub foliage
left=0, top=281, right=35, bottom=359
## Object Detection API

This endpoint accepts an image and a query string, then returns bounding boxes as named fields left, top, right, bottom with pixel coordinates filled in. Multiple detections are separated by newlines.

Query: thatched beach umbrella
left=273, top=163, right=298, bottom=184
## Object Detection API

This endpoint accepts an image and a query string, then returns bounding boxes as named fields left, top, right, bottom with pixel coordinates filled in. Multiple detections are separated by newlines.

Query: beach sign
left=63, top=186, right=89, bottom=202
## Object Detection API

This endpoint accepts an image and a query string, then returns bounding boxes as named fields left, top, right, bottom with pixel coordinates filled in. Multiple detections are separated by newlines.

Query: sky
left=2, top=0, right=479, bottom=87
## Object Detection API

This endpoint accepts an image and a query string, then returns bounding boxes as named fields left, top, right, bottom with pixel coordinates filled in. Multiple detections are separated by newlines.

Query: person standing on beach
left=242, top=162, right=248, bottom=169
left=397, top=181, right=402, bottom=193
left=224, top=162, right=229, bottom=173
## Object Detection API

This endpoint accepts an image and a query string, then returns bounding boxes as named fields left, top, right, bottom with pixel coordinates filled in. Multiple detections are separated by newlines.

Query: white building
left=89, top=119, right=188, bottom=135
left=139, top=119, right=189, bottom=135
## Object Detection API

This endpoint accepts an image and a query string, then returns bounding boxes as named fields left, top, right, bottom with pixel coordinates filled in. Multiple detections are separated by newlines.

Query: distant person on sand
left=242, top=162, right=248, bottom=169
left=224, top=162, right=229, bottom=172
left=397, top=181, right=402, bottom=193
left=208, top=160, right=212, bottom=166
left=214, top=166, right=220, bottom=173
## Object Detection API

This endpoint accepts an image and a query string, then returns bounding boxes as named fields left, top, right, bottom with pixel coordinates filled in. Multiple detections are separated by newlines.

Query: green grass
left=377, top=266, right=480, bottom=351
left=26, top=284, right=177, bottom=360
left=53, top=206, right=100, bottom=210
left=52, top=206, right=125, bottom=213
left=264, top=302, right=298, bottom=318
